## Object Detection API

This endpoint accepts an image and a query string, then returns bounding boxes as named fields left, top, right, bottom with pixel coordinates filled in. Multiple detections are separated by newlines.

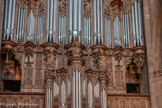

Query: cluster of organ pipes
left=3, top=0, right=16, bottom=41
left=93, top=0, right=103, bottom=45
left=105, top=18, right=111, bottom=47
left=58, top=16, right=66, bottom=44
left=69, top=0, right=82, bottom=43
left=26, top=10, right=35, bottom=43
left=3, top=0, right=144, bottom=47
left=37, top=15, right=44, bottom=44
left=46, top=0, right=57, bottom=43
left=46, top=87, right=52, bottom=108
left=113, top=16, right=121, bottom=47
left=84, top=17, right=91, bottom=45
left=123, top=13, right=130, bottom=47
left=17, top=6, right=26, bottom=42
left=132, top=0, right=143, bottom=46
left=72, top=70, right=82, bottom=108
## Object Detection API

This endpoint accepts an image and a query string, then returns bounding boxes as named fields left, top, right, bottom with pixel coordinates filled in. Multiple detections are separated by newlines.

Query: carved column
left=42, top=42, right=59, bottom=108
left=45, top=69, right=55, bottom=108
left=65, top=37, right=85, bottom=108
left=91, top=45, right=108, bottom=108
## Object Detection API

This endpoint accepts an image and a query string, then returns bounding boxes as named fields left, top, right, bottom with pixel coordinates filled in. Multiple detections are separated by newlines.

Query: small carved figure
left=47, top=53, right=55, bottom=69
left=99, top=56, right=107, bottom=71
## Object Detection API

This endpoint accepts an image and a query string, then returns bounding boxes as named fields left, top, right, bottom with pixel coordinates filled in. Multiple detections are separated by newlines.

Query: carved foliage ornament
left=24, top=50, right=34, bottom=67
left=84, top=0, right=91, bottom=18
left=104, top=2, right=111, bottom=19
left=37, top=1, right=45, bottom=16
left=18, top=0, right=28, bottom=8
left=58, top=0, right=66, bottom=16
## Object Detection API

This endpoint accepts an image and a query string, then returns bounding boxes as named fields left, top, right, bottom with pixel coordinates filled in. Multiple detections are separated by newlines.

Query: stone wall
left=143, top=0, right=162, bottom=107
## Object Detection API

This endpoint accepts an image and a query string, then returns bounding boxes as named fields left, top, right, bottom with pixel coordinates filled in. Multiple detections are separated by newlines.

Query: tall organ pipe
left=93, top=0, right=97, bottom=44
left=105, top=18, right=111, bottom=46
left=135, top=1, right=139, bottom=45
left=4, top=0, right=8, bottom=39
left=131, top=0, right=143, bottom=46
left=100, top=0, right=103, bottom=44
left=46, top=0, right=50, bottom=42
left=73, top=70, right=81, bottom=108
left=46, top=0, right=57, bottom=42
left=3, top=0, right=16, bottom=40
left=74, top=0, right=78, bottom=32
left=138, top=1, right=143, bottom=45
left=127, top=14, right=130, bottom=46
left=132, top=5, right=136, bottom=45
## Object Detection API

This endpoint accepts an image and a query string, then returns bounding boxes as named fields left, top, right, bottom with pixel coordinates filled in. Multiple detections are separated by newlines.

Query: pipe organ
left=0, top=0, right=150, bottom=108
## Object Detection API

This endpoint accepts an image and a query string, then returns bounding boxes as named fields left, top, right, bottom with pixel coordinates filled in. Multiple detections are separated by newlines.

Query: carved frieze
left=115, top=71, right=124, bottom=88
left=36, top=54, right=42, bottom=70
left=24, top=67, right=33, bottom=85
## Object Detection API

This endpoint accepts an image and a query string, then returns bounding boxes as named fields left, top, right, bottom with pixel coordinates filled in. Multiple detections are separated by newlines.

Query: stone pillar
left=0, top=0, right=4, bottom=92
left=143, top=0, right=162, bottom=107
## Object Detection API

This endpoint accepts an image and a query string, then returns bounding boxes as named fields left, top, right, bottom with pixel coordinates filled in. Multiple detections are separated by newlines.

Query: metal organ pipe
left=69, top=0, right=82, bottom=42
left=93, top=0, right=97, bottom=44
left=84, top=17, right=91, bottom=45
left=53, top=0, right=57, bottom=42
left=3, top=0, right=16, bottom=40
left=101, top=89, right=106, bottom=108
left=135, top=1, right=139, bottom=45
left=61, top=81, right=66, bottom=108
left=127, top=14, right=130, bottom=46
left=131, top=0, right=143, bottom=46
left=138, top=1, right=143, bottom=45
left=93, top=0, right=103, bottom=45
left=113, top=16, right=121, bottom=47
left=69, top=0, right=73, bottom=43
left=73, top=72, right=76, bottom=108
left=100, top=0, right=103, bottom=44
left=73, top=70, right=81, bottom=108
left=46, top=0, right=57, bottom=43
left=123, top=13, right=130, bottom=47
left=132, top=5, right=136, bottom=46
left=74, top=0, right=78, bottom=32
left=105, top=18, right=111, bottom=46
left=97, top=0, right=100, bottom=44
left=88, top=82, right=93, bottom=108
left=3, top=0, right=8, bottom=39
left=7, top=0, right=12, bottom=33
